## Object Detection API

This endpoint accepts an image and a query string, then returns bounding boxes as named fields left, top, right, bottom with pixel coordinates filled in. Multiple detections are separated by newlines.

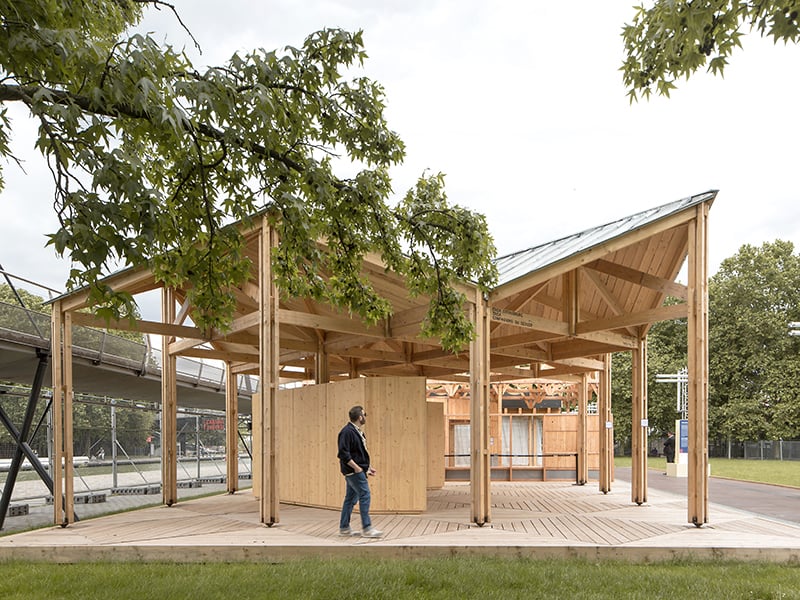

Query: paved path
left=615, top=467, right=800, bottom=524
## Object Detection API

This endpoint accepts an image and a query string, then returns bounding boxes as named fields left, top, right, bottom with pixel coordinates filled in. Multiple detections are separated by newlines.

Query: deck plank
left=2, top=480, right=799, bottom=563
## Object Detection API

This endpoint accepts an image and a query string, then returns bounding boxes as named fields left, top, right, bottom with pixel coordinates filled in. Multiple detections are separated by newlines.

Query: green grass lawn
left=0, top=558, right=798, bottom=599
left=614, top=456, right=800, bottom=488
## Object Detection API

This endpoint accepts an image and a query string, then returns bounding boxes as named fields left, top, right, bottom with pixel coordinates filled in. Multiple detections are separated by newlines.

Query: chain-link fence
left=1, top=389, right=253, bottom=503
left=709, top=439, right=800, bottom=460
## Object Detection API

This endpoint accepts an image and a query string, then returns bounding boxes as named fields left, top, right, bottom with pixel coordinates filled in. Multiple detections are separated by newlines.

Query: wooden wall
left=543, top=414, right=600, bottom=470
left=426, top=400, right=445, bottom=489
left=255, top=377, right=428, bottom=513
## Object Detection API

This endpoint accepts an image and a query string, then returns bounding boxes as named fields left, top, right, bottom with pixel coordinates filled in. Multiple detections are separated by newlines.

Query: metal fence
left=709, top=439, right=800, bottom=460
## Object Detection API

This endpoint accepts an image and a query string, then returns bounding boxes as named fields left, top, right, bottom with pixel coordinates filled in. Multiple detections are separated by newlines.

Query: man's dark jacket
left=337, top=422, right=370, bottom=475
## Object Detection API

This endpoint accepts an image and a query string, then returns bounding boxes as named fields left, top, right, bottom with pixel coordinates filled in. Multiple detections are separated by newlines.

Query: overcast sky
left=3, top=1, right=800, bottom=315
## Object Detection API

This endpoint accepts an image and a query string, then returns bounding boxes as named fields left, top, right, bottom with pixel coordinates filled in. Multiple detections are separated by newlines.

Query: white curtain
left=501, top=417, right=511, bottom=466
left=534, top=417, right=543, bottom=466
left=511, top=417, right=530, bottom=466
left=502, top=416, right=533, bottom=466
left=453, top=424, right=470, bottom=467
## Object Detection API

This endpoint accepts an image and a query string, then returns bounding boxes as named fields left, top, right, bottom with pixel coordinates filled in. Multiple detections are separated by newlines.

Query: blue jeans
left=339, top=472, right=371, bottom=530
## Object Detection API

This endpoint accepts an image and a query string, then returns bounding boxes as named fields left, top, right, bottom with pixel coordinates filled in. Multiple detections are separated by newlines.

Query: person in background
left=337, top=405, right=382, bottom=538
left=664, top=432, right=675, bottom=464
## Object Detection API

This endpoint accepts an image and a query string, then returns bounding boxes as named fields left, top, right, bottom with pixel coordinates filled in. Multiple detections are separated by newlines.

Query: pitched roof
left=493, top=191, right=717, bottom=287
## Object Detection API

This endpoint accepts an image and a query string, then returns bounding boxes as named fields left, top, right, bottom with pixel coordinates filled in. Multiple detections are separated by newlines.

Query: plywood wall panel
left=427, top=400, right=445, bottom=489
left=543, top=414, right=600, bottom=470
left=270, top=377, right=427, bottom=513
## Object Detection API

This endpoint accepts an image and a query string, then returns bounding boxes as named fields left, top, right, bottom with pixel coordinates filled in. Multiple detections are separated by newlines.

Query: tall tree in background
left=622, top=1, right=800, bottom=100
left=610, top=299, right=688, bottom=453
left=645, top=298, right=688, bottom=435
left=0, top=1, right=496, bottom=352
left=708, top=240, right=800, bottom=442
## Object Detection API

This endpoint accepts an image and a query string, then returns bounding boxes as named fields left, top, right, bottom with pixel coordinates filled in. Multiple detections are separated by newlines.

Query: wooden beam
left=213, top=330, right=260, bottom=345
left=576, top=303, right=688, bottom=334
left=531, top=362, right=594, bottom=378
left=168, top=337, right=208, bottom=355
left=555, top=330, right=639, bottom=353
left=179, top=347, right=259, bottom=363
left=229, top=311, right=261, bottom=334
left=231, top=285, right=260, bottom=312
left=279, top=309, right=386, bottom=339
left=548, top=356, right=605, bottom=372
left=585, top=259, right=689, bottom=301
left=60, top=267, right=156, bottom=312
left=230, top=362, right=258, bottom=375
left=70, top=311, right=204, bottom=339
left=490, top=307, right=570, bottom=337
left=490, top=346, right=549, bottom=363
left=280, top=338, right=319, bottom=354
left=388, top=305, right=430, bottom=337
left=174, top=296, right=192, bottom=326
left=491, top=332, right=554, bottom=352
left=332, top=346, right=407, bottom=363
left=490, top=283, right=549, bottom=332
left=580, top=266, right=626, bottom=316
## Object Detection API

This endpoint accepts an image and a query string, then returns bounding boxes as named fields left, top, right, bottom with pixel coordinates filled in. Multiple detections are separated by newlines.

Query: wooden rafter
left=585, top=259, right=688, bottom=300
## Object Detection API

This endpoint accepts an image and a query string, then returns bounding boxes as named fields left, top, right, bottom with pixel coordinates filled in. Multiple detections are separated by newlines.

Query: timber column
left=259, top=218, right=280, bottom=525
left=225, top=363, right=239, bottom=493
left=630, top=337, right=648, bottom=505
left=161, top=288, right=178, bottom=506
left=577, top=373, right=589, bottom=485
left=469, top=289, right=491, bottom=525
left=687, top=203, right=710, bottom=526
left=51, top=300, right=75, bottom=525
left=598, top=354, right=613, bottom=493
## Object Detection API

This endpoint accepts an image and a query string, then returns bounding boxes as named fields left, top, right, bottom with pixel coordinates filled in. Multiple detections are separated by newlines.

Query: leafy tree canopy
left=0, top=282, right=48, bottom=311
left=622, top=0, right=800, bottom=101
left=708, top=240, right=800, bottom=440
left=0, top=0, right=497, bottom=352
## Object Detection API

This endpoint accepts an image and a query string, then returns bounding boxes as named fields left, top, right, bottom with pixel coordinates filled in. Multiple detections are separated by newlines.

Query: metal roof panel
left=493, top=191, right=717, bottom=287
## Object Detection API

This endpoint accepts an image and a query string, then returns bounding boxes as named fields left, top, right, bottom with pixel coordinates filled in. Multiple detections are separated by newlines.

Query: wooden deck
left=1, top=481, right=799, bottom=563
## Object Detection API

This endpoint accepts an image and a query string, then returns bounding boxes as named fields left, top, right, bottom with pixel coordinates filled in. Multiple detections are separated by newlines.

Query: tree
left=0, top=283, right=48, bottom=311
left=0, top=1, right=497, bottom=352
left=610, top=298, right=688, bottom=454
left=622, top=1, right=800, bottom=100
left=708, top=240, right=800, bottom=441
left=645, top=298, right=688, bottom=435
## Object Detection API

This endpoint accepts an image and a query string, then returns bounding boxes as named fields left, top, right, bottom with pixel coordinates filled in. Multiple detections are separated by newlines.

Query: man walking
left=337, top=405, right=382, bottom=537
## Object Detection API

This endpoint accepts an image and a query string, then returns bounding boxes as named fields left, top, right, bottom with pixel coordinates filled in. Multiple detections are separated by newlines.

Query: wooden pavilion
left=49, top=190, right=715, bottom=528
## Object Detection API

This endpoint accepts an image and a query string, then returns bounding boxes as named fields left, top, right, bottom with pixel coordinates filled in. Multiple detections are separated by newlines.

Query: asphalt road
left=615, top=466, right=800, bottom=524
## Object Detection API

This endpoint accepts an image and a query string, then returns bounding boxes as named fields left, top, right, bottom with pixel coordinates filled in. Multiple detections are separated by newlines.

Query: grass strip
left=0, top=557, right=798, bottom=599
